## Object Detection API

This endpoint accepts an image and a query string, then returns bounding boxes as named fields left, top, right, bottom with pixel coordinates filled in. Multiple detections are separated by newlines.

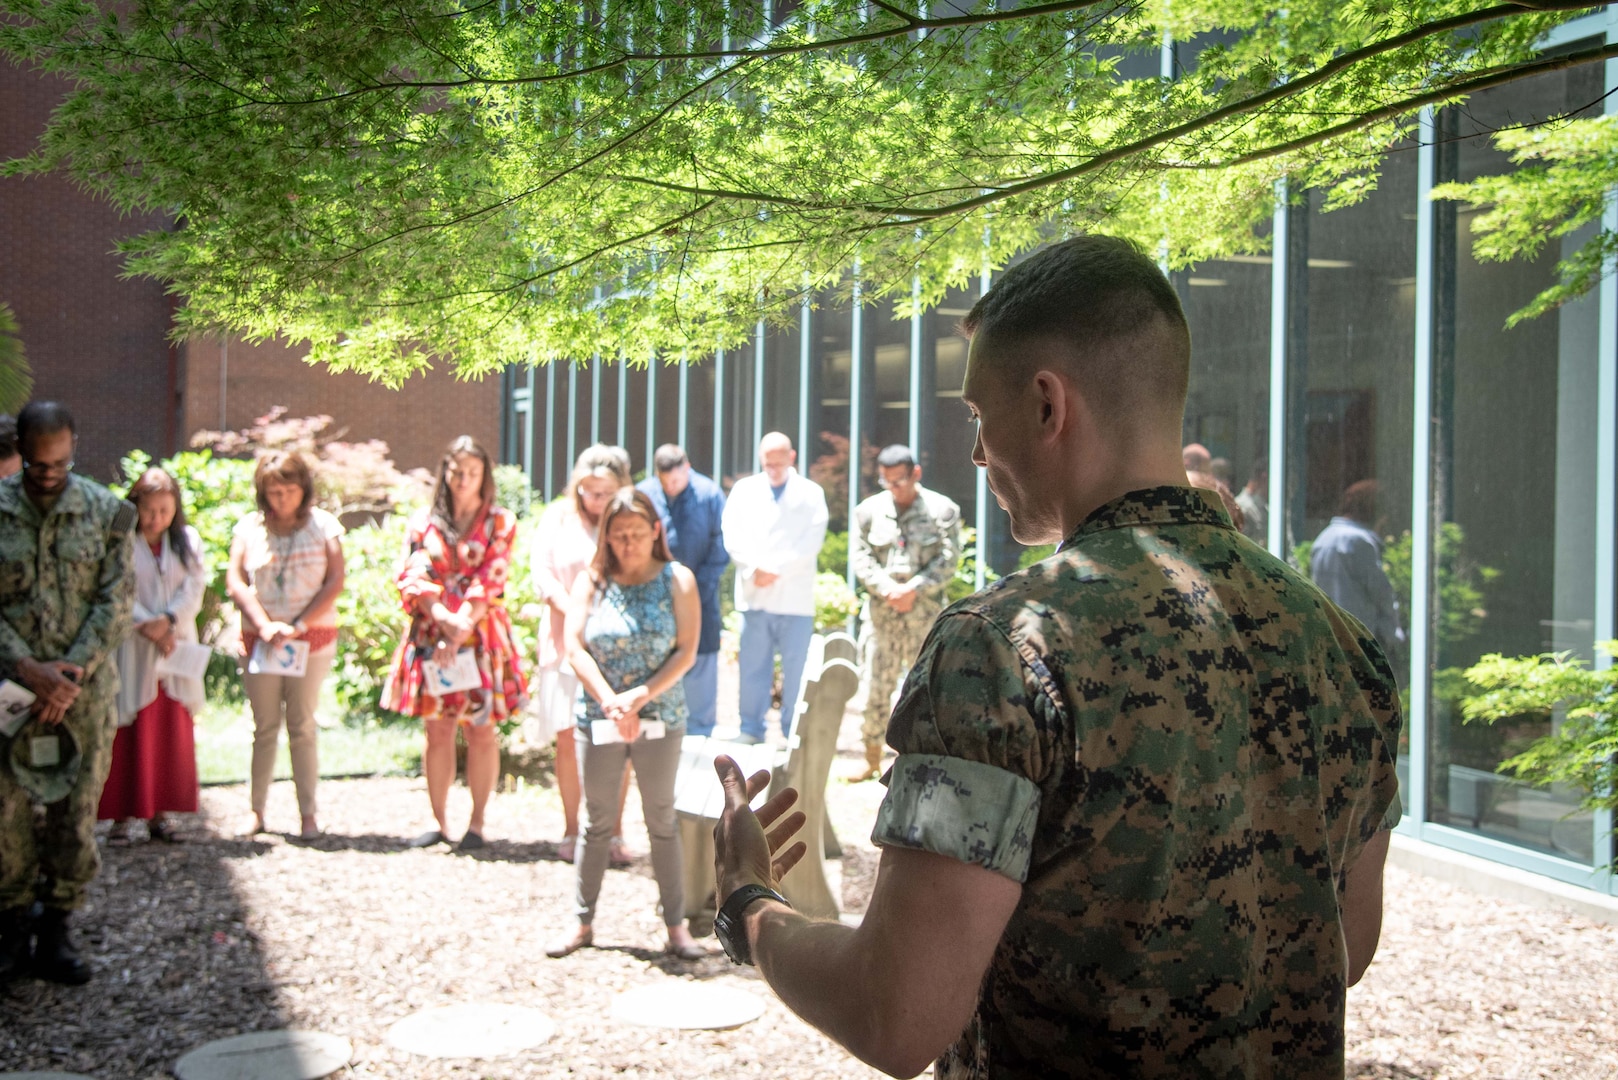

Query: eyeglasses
left=21, top=457, right=74, bottom=476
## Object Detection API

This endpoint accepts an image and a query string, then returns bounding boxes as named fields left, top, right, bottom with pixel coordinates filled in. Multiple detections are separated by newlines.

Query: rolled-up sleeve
left=870, top=611, right=1059, bottom=883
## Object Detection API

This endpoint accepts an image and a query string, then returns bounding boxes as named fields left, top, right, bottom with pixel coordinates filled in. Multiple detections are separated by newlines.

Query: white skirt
left=524, top=666, right=580, bottom=746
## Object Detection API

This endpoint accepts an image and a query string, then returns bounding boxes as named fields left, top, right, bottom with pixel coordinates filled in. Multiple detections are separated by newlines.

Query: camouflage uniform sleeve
left=850, top=500, right=896, bottom=595
left=0, top=613, right=34, bottom=680
left=909, top=497, right=961, bottom=590
left=64, top=501, right=136, bottom=678
left=1355, top=628, right=1405, bottom=837
left=870, top=611, right=1058, bottom=883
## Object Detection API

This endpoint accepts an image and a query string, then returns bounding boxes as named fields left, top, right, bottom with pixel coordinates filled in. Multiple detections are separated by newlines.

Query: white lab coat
left=115, top=526, right=208, bottom=724
left=721, top=469, right=829, bottom=616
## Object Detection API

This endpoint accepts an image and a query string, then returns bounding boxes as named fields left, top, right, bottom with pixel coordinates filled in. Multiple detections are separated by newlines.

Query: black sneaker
left=31, top=907, right=91, bottom=985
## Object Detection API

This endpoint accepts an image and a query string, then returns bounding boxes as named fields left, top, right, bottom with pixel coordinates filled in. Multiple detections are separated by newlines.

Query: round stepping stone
left=385, top=1003, right=555, bottom=1060
left=173, top=1030, right=351, bottom=1080
left=610, top=981, right=766, bottom=1030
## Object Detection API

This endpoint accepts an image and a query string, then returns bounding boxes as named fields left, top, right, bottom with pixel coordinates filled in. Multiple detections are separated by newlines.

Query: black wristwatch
left=714, top=883, right=789, bottom=966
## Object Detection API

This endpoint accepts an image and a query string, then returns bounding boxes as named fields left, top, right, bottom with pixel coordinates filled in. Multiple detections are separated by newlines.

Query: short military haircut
left=15, top=401, right=75, bottom=456
left=961, top=235, right=1191, bottom=425
left=0, top=414, right=15, bottom=460
left=653, top=444, right=689, bottom=473
left=876, top=444, right=916, bottom=470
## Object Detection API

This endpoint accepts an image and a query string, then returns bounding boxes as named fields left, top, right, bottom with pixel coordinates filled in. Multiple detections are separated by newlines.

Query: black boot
left=0, top=906, right=32, bottom=981
left=32, top=906, right=91, bottom=985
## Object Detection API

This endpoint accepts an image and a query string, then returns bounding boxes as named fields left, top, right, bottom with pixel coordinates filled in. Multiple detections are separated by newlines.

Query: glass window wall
left=1427, top=59, right=1605, bottom=865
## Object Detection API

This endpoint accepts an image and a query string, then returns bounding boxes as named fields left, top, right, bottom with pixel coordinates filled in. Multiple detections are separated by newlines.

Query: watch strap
left=715, top=883, right=788, bottom=966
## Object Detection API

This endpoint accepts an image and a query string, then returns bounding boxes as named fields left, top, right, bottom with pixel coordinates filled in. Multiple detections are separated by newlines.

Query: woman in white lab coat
left=98, top=467, right=207, bottom=841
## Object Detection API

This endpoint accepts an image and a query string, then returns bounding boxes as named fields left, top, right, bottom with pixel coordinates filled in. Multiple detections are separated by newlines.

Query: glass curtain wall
left=1178, top=256, right=1272, bottom=544
left=808, top=298, right=855, bottom=533
left=1426, top=59, right=1604, bottom=865
left=761, top=320, right=802, bottom=471
left=868, top=297, right=914, bottom=470
left=919, top=287, right=980, bottom=532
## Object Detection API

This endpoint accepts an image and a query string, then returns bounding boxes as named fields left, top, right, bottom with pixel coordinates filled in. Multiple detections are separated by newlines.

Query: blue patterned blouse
left=575, top=562, right=689, bottom=731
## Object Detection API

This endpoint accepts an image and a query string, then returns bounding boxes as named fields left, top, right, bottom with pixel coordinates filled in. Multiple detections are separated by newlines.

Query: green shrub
left=495, top=463, right=539, bottom=520
left=818, top=530, right=849, bottom=576
left=813, top=571, right=862, bottom=632
left=1460, top=643, right=1618, bottom=868
left=948, top=526, right=998, bottom=603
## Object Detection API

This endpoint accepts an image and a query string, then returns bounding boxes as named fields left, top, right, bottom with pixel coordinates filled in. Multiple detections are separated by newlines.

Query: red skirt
left=97, top=687, right=199, bottom=820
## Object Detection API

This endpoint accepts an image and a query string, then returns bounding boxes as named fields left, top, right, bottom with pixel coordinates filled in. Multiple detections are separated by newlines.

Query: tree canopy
left=1, top=0, right=1608, bottom=381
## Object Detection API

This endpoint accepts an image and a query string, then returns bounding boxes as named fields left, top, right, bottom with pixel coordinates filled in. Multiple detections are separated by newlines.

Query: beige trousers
left=241, top=647, right=334, bottom=818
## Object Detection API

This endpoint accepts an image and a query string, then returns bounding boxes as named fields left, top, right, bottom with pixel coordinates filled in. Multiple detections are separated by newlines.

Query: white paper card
left=421, top=648, right=482, bottom=695
left=673, top=736, right=777, bottom=820
left=30, top=734, right=61, bottom=768
left=0, top=680, right=36, bottom=738
left=590, top=719, right=624, bottom=746
left=248, top=639, right=310, bottom=678
left=640, top=720, right=667, bottom=741
left=155, top=641, right=212, bottom=680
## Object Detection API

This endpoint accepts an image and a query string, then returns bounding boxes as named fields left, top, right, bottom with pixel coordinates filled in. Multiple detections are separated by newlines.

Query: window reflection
left=1428, top=58, right=1604, bottom=865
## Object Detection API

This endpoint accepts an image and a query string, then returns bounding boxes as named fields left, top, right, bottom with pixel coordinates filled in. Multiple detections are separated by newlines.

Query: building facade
left=1, top=63, right=502, bottom=478
left=502, top=10, right=1618, bottom=896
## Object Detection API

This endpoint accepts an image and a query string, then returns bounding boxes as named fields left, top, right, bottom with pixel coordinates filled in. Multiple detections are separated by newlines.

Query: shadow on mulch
left=0, top=815, right=289, bottom=1077
left=1349, top=1063, right=1433, bottom=1079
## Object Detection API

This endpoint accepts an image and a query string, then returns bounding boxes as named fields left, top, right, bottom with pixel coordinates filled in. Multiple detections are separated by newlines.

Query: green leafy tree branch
left=0, top=0, right=1605, bottom=380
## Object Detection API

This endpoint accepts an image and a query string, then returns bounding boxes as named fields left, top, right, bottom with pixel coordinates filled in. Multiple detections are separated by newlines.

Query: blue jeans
left=737, top=611, right=815, bottom=741
left=682, top=651, right=721, bottom=737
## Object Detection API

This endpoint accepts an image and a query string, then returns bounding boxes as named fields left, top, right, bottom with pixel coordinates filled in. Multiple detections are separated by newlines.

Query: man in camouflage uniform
left=0, top=402, right=135, bottom=985
left=850, top=444, right=959, bottom=780
left=710, top=236, right=1400, bottom=1079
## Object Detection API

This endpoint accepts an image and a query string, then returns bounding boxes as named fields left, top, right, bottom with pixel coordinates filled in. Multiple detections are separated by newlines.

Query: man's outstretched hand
left=713, top=755, right=810, bottom=907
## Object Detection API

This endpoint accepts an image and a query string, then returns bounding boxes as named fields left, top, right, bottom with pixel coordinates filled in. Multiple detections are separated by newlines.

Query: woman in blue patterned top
left=548, top=488, right=703, bottom=960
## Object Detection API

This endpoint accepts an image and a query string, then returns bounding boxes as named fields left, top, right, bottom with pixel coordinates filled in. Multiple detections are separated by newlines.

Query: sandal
left=665, top=940, right=709, bottom=961
left=545, top=925, right=593, bottom=958
left=556, top=834, right=577, bottom=863
left=148, top=818, right=181, bottom=844
left=608, top=836, right=634, bottom=868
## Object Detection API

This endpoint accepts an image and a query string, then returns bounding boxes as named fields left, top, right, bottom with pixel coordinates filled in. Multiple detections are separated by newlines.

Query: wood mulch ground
left=2, top=706, right=1616, bottom=1078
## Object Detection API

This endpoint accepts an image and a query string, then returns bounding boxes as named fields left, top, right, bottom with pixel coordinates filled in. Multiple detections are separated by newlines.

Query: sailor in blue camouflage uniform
left=710, top=236, right=1401, bottom=1080
left=0, top=403, right=135, bottom=985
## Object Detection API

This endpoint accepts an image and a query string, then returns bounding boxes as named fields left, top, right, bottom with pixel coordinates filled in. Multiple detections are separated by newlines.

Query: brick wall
left=2, top=60, right=504, bottom=480
left=0, top=61, right=178, bottom=482
left=180, top=336, right=502, bottom=473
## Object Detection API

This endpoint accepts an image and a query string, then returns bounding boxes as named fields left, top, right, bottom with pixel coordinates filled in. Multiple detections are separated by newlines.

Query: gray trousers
left=574, top=728, right=684, bottom=927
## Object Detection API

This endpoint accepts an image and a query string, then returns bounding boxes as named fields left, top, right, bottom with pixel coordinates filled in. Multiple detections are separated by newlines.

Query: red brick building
left=0, top=61, right=501, bottom=482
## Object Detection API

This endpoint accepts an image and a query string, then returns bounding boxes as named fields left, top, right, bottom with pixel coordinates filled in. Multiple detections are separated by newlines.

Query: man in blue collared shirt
left=638, top=444, right=729, bottom=735
left=1310, top=479, right=1404, bottom=656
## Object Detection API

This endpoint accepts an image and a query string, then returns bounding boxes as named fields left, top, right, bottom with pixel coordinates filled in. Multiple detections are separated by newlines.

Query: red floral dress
left=381, top=505, right=526, bottom=725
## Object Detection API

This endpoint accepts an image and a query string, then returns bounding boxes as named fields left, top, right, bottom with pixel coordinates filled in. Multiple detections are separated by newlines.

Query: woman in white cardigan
left=98, top=468, right=208, bottom=842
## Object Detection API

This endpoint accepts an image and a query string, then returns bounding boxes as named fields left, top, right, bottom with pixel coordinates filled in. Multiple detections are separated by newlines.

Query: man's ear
left=1031, top=369, right=1069, bottom=442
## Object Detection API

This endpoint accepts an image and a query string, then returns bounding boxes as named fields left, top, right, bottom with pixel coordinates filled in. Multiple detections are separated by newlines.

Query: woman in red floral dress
left=382, top=436, right=525, bottom=850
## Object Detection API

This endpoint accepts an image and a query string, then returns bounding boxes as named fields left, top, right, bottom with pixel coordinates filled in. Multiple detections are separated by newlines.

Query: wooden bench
left=675, top=633, right=862, bottom=927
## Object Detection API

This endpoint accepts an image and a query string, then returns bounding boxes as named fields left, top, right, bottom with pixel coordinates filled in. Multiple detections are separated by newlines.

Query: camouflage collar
left=0, top=473, right=87, bottom=524
left=1063, top=485, right=1233, bottom=548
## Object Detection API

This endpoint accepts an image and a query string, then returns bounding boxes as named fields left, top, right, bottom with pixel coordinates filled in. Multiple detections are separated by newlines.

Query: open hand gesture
left=712, top=755, right=809, bottom=906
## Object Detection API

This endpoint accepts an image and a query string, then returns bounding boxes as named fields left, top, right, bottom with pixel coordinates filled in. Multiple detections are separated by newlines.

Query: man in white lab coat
left=721, top=432, right=829, bottom=744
